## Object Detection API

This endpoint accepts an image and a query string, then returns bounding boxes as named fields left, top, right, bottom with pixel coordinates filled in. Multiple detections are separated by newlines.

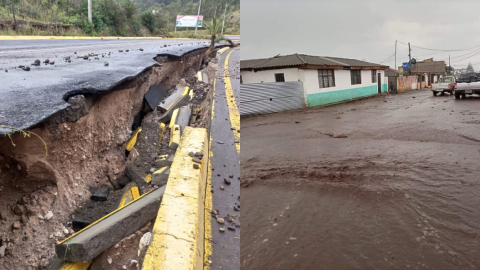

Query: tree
left=203, top=15, right=221, bottom=50
left=446, top=66, right=454, bottom=75
left=7, top=0, right=20, bottom=30
left=141, top=10, right=156, bottom=33
left=467, top=62, right=474, bottom=72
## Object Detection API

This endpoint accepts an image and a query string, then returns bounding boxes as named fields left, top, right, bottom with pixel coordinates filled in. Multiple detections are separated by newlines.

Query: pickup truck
left=432, top=76, right=455, bottom=96
left=453, top=81, right=480, bottom=99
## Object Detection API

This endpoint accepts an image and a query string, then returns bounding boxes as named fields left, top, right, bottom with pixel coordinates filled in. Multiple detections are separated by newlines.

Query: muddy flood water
left=241, top=90, right=480, bottom=270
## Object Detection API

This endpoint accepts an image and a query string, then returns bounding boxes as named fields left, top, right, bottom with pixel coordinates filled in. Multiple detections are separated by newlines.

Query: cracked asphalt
left=241, top=89, right=480, bottom=270
left=0, top=38, right=224, bottom=132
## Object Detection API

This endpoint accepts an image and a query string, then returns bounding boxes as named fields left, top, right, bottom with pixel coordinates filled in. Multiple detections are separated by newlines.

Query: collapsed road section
left=0, top=38, right=235, bottom=270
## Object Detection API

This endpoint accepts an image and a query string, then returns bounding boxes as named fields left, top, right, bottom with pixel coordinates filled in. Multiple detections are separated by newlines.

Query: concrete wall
left=240, top=68, right=300, bottom=84
left=397, top=75, right=418, bottom=92
left=304, top=69, right=387, bottom=107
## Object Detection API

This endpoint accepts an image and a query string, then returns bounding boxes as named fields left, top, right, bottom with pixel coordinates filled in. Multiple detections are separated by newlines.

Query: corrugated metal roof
left=241, top=53, right=388, bottom=70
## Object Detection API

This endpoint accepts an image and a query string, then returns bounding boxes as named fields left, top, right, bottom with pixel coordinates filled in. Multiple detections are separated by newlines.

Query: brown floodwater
left=241, top=90, right=480, bottom=270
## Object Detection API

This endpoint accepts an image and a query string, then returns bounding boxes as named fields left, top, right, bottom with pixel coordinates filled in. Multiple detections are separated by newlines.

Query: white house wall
left=240, top=68, right=300, bottom=84
left=303, top=69, right=387, bottom=107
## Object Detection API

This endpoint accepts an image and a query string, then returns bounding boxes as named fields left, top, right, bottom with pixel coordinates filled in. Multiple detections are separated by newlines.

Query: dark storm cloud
left=241, top=0, right=480, bottom=69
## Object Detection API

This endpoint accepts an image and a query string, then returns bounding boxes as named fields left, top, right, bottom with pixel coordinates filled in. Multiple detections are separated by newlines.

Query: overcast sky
left=241, top=0, right=480, bottom=70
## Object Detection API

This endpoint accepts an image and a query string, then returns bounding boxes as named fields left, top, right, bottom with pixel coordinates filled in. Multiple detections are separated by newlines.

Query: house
left=385, top=68, right=399, bottom=91
left=399, top=59, right=446, bottom=87
left=240, top=54, right=388, bottom=108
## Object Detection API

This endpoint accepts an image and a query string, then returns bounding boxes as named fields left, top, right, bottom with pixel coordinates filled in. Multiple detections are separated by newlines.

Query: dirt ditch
left=0, top=48, right=217, bottom=270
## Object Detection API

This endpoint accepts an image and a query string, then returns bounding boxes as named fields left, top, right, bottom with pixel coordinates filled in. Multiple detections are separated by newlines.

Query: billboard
left=176, top=15, right=204, bottom=28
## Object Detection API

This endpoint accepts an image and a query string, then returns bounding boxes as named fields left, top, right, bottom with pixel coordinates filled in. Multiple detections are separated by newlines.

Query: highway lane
left=205, top=47, right=240, bottom=270
left=0, top=38, right=219, bottom=132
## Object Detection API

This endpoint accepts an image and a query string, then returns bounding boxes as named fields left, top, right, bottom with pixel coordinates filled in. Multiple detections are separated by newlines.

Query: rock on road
left=0, top=38, right=217, bottom=131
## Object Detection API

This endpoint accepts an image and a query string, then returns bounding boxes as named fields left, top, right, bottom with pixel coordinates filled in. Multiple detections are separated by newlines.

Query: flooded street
left=240, top=90, right=480, bottom=270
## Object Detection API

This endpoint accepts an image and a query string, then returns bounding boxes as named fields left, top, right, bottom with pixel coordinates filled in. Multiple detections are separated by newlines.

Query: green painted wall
left=307, top=83, right=388, bottom=107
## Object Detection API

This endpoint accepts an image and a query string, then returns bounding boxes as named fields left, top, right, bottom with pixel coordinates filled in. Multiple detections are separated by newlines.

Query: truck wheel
left=433, top=91, right=437, bottom=96
left=455, top=92, right=460, bottom=99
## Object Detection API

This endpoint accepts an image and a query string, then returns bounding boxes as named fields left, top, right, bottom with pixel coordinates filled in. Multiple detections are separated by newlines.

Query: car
left=432, top=76, right=455, bottom=96
left=453, top=81, right=480, bottom=99
left=456, top=72, right=480, bottom=83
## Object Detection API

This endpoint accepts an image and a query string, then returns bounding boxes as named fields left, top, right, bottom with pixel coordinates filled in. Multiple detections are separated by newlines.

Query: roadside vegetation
left=0, top=0, right=239, bottom=37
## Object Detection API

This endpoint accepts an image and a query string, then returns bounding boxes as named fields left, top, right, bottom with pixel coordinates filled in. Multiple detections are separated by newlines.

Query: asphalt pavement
left=0, top=38, right=225, bottom=132
left=206, top=47, right=240, bottom=269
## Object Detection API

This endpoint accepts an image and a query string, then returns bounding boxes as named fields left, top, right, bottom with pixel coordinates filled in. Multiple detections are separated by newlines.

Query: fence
left=240, top=81, right=305, bottom=116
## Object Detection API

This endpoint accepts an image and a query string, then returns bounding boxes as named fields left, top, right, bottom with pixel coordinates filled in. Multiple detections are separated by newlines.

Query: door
left=377, top=73, right=382, bottom=93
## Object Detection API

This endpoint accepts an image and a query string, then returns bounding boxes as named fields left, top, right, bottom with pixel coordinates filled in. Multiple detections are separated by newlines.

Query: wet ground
left=240, top=89, right=480, bottom=270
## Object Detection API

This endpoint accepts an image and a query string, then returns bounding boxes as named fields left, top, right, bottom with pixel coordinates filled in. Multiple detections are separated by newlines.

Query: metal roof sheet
left=241, top=54, right=388, bottom=70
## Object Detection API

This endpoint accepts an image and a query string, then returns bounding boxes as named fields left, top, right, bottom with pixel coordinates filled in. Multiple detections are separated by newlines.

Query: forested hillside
left=0, top=0, right=239, bottom=36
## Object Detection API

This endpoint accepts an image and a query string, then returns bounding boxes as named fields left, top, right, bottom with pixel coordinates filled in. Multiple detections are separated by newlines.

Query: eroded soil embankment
left=0, top=50, right=205, bottom=270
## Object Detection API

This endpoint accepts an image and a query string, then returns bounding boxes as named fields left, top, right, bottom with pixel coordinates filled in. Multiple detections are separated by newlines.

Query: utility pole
left=88, top=0, right=92, bottom=24
left=194, top=0, right=202, bottom=36
left=408, top=42, right=411, bottom=76
left=221, top=1, right=231, bottom=35
left=394, top=40, right=397, bottom=71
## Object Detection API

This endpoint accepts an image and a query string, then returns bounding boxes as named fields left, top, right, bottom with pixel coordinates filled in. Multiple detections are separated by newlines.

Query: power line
left=378, top=53, right=395, bottom=64
left=397, top=40, right=480, bottom=52
left=451, top=49, right=480, bottom=63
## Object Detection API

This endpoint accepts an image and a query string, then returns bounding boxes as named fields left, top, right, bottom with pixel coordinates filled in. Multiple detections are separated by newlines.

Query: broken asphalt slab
left=56, top=186, right=165, bottom=262
left=0, top=40, right=228, bottom=132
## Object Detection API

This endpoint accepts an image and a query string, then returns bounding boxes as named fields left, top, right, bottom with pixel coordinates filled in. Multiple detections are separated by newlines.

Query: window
left=371, top=70, right=377, bottom=83
left=351, top=70, right=361, bottom=85
left=275, top=73, right=285, bottom=82
left=318, top=69, right=335, bottom=88
left=444, top=77, right=455, bottom=83
left=240, top=75, right=243, bottom=84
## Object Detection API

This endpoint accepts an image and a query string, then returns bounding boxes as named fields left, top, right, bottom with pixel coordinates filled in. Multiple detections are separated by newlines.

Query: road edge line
left=142, top=126, right=209, bottom=270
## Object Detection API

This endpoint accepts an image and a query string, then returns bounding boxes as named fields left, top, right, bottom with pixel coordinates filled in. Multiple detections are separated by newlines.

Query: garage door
left=240, top=81, right=305, bottom=116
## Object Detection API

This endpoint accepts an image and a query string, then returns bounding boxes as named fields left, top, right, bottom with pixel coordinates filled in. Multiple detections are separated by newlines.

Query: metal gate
left=240, top=81, right=305, bottom=116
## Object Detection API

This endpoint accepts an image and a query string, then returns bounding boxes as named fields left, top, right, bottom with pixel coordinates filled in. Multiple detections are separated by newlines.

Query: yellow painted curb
left=166, top=86, right=190, bottom=111
left=217, top=47, right=230, bottom=55
left=158, top=123, right=166, bottom=147
left=153, top=166, right=169, bottom=175
left=57, top=189, right=154, bottom=245
left=56, top=261, right=91, bottom=270
left=169, top=109, right=179, bottom=129
left=142, top=127, right=209, bottom=270
left=126, top=128, right=142, bottom=151
left=170, top=124, right=181, bottom=147
left=55, top=183, right=141, bottom=269
left=204, top=80, right=216, bottom=269
left=119, top=185, right=141, bottom=208
left=145, top=174, right=153, bottom=183
left=224, top=49, right=240, bottom=154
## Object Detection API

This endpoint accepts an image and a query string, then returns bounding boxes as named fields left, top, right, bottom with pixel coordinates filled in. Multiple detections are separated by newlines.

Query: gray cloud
left=241, top=0, right=480, bottom=70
